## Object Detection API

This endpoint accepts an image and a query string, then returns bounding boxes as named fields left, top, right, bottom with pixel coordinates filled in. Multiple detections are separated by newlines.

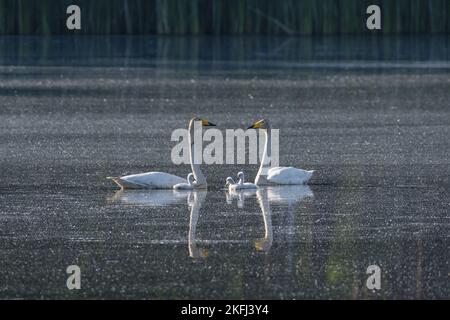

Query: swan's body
left=263, top=166, right=314, bottom=185
left=173, top=173, right=195, bottom=190
left=108, top=117, right=215, bottom=189
left=236, top=172, right=257, bottom=189
left=226, top=174, right=257, bottom=192
left=110, top=172, right=185, bottom=190
left=247, top=119, right=314, bottom=185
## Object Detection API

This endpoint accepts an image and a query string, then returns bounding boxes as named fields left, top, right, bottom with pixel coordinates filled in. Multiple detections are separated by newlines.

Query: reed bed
left=0, top=0, right=449, bottom=35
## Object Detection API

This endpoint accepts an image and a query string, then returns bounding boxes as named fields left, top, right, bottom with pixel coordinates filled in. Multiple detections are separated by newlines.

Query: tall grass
left=0, top=0, right=449, bottom=35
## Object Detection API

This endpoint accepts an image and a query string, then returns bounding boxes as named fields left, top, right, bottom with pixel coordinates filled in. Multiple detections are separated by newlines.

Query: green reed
left=0, top=0, right=449, bottom=35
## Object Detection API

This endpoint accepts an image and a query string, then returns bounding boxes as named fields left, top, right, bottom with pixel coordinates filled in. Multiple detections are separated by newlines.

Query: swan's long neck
left=255, top=128, right=271, bottom=185
left=189, top=122, right=207, bottom=187
left=238, top=173, right=245, bottom=185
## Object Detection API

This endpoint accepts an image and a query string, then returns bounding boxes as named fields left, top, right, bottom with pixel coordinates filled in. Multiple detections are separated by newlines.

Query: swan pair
left=108, top=117, right=314, bottom=190
left=226, top=172, right=257, bottom=192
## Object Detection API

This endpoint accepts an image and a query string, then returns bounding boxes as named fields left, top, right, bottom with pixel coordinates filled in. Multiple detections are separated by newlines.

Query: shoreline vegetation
left=0, top=0, right=449, bottom=35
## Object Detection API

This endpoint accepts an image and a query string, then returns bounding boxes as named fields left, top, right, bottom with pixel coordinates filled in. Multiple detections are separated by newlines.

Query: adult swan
left=247, top=119, right=314, bottom=185
left=108, top=117, right=216, bottom=189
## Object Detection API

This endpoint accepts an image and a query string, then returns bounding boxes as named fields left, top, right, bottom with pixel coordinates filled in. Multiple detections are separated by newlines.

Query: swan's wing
left=173, top=183, right=193, bottom=190
left=120, top=172, right=186, bottom=189
left=267, top=167, right=314, bottom=185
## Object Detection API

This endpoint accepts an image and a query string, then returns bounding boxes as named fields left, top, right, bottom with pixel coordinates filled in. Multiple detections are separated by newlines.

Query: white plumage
left=236, top=171, right=257, bottom=189
left=108, top=117, right=215, bottom=189
left=226, top=172, right=257, bottom=192
left=264, top=166, right=314, bottom=185
left=173, top=173, right=196, bottom=190
left=247, top=119, right=314, bottom=186
left=110, top=172, right=185, bottom=189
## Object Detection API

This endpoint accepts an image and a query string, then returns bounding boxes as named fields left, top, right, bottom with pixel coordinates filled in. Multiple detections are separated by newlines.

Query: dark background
left=0, top=0, right=449, bottom=35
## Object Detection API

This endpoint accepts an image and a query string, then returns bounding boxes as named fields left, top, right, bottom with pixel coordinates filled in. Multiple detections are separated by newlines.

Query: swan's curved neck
left=255, top=129, right=271, bottom=185
left=189, top=122, right=207, bottom=187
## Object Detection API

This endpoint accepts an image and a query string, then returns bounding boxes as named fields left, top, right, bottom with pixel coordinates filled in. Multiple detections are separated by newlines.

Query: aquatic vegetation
left=0, top=0, right=449, bottom=35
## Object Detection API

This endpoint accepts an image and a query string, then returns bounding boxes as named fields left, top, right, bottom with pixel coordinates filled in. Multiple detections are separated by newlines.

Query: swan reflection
left=226, top=188, right=257, bottom=208
left=108, top=188, right=209, bottom=259
left=187, top=191, right=208, bottom=259
left=227, top=185, right=313, bottom=205
left=227, top=185, right=314, bottom=252
left=265, top=185, right=314, bottom=204
left=254, top=188, right=273, bottom=252
left=108, top=185, right=313, bottom=258
left=107, top=189, right=188, bottom=206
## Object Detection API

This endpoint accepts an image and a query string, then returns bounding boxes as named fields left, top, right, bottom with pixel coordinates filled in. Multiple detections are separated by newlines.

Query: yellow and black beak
left=247, top=119, right=264, bottom=129
left=201, top=119, right=216, bottom=127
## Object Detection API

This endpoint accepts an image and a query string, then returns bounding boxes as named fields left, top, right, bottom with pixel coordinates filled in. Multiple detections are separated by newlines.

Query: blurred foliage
left=0, top=0, right=449, bottom=35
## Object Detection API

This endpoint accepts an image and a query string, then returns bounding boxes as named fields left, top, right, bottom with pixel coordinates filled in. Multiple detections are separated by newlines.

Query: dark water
left=0, top=36, right=449, bottom=299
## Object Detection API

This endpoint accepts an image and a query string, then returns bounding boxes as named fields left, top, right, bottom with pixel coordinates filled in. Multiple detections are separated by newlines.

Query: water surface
left=0, top=36, right=449, bottom=299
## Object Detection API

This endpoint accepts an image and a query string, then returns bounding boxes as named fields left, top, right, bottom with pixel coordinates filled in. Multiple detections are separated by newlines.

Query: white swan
left=247, top=119, right=314, bottom=185
left=108, top=117, right=215, bottom=189
left=236, top=171, right=257, bottom=189
left=225, top=177, right=239, bottom=192
left=173, top=173, right=195, bottom=190
left=225, top=172, right=257, bottom=192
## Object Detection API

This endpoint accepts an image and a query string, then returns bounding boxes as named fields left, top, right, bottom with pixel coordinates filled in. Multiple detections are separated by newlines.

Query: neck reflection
left=254, top=188, right=273, bottom=252
left=227, top=185, right=314, bottom=253
left=187, top=190, right=208, bottom=259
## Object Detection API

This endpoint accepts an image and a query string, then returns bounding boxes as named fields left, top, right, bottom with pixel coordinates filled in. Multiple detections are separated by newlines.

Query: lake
left=0, top=36, right=449, bottom=299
